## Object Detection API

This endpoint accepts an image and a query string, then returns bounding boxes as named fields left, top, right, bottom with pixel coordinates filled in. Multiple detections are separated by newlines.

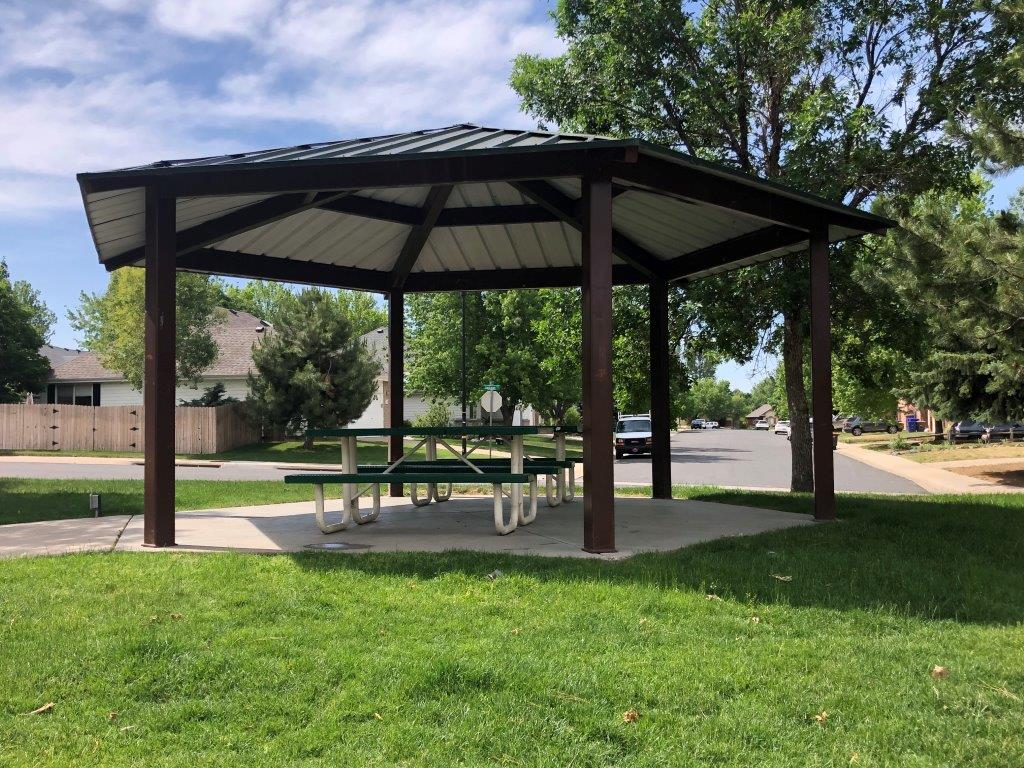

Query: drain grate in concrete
left=304, top=541, right=373, bottom=552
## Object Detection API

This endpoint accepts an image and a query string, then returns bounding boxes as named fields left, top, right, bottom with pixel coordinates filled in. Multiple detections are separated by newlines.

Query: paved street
left=0, top=430, right=924, bottom=493
left=613, top=429, right=925, bottom=494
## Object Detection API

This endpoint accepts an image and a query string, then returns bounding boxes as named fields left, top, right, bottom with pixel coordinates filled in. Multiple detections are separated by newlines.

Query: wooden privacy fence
left=0, top=403, right=258, bottom=454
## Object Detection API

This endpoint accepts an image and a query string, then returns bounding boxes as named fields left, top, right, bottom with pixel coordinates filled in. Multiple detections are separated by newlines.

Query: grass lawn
left=1, top=488, right=1023, bottom=765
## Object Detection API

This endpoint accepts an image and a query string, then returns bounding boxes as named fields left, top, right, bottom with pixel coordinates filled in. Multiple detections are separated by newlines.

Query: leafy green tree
left=0, top=261, right=49, bottom=402
left=512, top=0, right=1018, bottom=491
left=248, top=290, right=380, bottom=447
left=220, top=280, right=385, bottom=336
left=863, top=184, right=1024, bottom=422
left=413, top=401, right=453, bottom=428
left=682, top=378, right=734, bottom=422
left=10, top=277, right=55, bottom=343
left=69, top=268, right=223, bottom=390
left=529, top=288, right=582, bottom=423
left=407, top=291, right=548, bottom=426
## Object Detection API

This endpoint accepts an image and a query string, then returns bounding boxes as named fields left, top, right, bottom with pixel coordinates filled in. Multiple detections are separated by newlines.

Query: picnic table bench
left=285, top=425, right=579, bottom=535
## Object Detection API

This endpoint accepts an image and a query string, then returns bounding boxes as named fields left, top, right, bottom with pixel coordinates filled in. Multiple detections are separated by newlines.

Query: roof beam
left=104, top=190, right=350, bottom=270
left=511, top=180, right=665, bottom=279
left=436, top=204, right=557, bottom=227
left=389, top=185, right=453, bottom=290
left=318, top=195, right=423, bottom=226
left=403, top=264, right=649, bottom=292
left=78, top=144, right=641, bottom=197
left=664, top=225, right=808, bottom=281
left=616, top=154, right=888, bottom=233
left=176, top=248, right=388, bottom=292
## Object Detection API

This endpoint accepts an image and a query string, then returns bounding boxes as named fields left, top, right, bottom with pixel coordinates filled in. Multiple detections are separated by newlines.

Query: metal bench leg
left=519, top=476, right=538, bottom=525
left=511, top=435, right=524, bottom=523
left=426, top=436, right=438, bottom=503
left=493, top=482, right=518, bottom=535
left=314, top=484, right=350, bottom=534
left=352, top=483, right=381, bottom=524
left=545, top=474, right=561, bottom=507
left=434, top=482, right=452, bottom=502
left=410, top=483, right=432, bottom=507
left=564, top=463, right=576, bottom=502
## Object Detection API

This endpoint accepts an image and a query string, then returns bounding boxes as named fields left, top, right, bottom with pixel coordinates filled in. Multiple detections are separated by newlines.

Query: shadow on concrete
left=285, top=490, right=1024, bottom=625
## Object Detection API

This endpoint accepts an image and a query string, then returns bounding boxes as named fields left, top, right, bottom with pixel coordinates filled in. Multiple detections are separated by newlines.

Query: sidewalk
left=836, top=443, right=1019, bottom=494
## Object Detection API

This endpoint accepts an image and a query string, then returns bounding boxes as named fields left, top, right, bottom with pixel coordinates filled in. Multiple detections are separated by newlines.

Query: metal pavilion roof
left=76, top=123, right=893, bottom=291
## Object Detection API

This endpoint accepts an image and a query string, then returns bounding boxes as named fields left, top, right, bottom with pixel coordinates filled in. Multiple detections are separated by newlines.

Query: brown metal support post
left=809, top=226, right=836, bottom=521
left=649, top=279, right=672, bottom=499
left=581, top=173, right=616, bottom=552
left=143, top=185, right=176, bottom=547
left=388, top=290, right=404, bottom=497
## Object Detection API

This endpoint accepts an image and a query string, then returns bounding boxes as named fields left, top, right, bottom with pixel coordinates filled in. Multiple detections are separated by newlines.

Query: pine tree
left=248, top=290, right=380, bottom=446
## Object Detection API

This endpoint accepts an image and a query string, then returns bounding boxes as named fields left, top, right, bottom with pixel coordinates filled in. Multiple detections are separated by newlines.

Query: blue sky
left=1, top=0, right=1020, bottom=392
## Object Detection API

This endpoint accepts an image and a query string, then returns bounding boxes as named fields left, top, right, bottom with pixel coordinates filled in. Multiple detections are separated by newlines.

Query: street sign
left=480, top=390, right=503, bottom=412
left=483, top=383, right=500, bottom=391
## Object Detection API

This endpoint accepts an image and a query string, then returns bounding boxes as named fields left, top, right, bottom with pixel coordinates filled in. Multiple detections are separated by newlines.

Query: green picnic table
left=289, top=425, right=579, bottom=535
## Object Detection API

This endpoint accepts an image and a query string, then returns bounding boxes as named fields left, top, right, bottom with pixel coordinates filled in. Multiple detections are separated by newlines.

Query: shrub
left=414, top=401, right=452, bottom=428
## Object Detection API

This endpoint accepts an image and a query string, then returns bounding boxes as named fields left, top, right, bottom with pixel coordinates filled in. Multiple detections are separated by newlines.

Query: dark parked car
left=949, top=420, right=987, bottom=443
left=983, top=423, right=1024, bottom=442
left=841, top=416, right=899, bottom=436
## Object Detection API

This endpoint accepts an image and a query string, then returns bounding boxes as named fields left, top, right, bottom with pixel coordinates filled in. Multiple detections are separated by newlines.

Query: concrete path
left=835, top=443, right=1018, bottom=494
left=1, top=496, right=811, bottom=560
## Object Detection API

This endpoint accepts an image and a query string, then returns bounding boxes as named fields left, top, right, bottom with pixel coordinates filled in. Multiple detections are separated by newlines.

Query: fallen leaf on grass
left=107, top=711, right=118, bottom=720
left=29, top=702, right=54, bottom=715
left=119, top=725, right=135, bottom=732
left=705, top=594, right=722, bottom=601
left=622, top=709, right=640, bottom=724
left=487, top=570, right=504, bottom=580
left=931, top=665, right=949, bottom=680
left=750, top=616, right=761, bottom=624
left=169, top=613, right=183, bottom=621
left=373, top=712, right=383, bottom=720
left=770, top=574, right=793, bottom=582
left=812, top=710, right=829, bottom=725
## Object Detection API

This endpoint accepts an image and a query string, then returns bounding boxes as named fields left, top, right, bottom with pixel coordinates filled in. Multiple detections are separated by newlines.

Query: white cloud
left=151, top=0, right=281, bottom=40
left=0, top=0, right=562, bottom=218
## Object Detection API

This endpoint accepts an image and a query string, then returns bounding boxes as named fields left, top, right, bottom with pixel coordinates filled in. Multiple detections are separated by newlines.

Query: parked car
left=841, top=416, right=899, bottom=436
left=703, top=420, right=719, bottom=429
left=949, top=420, right=987, bottom=443
left=753, top=419, right=770, bottom=430
left=774, top=420, right=791, bottom=436
left=984, top=422, right=1024, bottom=442
left=690, top=419, right=705, bottom=430
left=614, top=415, right=652, bottom=459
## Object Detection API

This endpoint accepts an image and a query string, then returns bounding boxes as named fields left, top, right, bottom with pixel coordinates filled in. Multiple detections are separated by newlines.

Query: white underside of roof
left=82, top=177, right=832, bottom=279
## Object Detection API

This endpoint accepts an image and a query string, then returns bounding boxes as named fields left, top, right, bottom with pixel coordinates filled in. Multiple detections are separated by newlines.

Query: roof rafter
left=389, top=184, right=453, bottom=290
left=511, top=180, right=665, bottom=279
left=665, top=225, right=808, bottom=281
left=103, top=190, right=351, bottom=270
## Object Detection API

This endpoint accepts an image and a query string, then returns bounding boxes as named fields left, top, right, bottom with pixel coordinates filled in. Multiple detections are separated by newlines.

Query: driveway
left=613, top=429, right=925, bottom=494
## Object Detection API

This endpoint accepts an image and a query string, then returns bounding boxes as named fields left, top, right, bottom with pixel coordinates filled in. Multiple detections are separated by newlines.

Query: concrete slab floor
left=0, top=515, right=132, bottom=559
left=112, top=496, right=812, bottom=559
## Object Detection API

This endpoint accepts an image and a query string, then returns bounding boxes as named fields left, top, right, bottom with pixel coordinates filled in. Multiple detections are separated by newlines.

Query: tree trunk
left=782, top=306, right=814, bottom=492
left=302, top=433, right=314, bottom=450
left=500, top=403, right=515, bottom=426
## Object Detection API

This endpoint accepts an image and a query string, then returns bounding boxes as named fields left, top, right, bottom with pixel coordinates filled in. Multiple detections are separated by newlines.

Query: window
left=617, top=419, right=651, bottom=433
left=53, top=384, right=97, bottom=406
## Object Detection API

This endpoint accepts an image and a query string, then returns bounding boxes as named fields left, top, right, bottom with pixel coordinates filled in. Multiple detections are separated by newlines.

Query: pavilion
left=76, top=124, right=893, bottom=553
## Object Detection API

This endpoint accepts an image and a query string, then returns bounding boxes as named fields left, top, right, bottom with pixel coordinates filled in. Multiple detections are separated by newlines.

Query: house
left=43, top=309, right=270, bottom=406
left=354, top=327, right=535, bottom=428
left=745, top=403, right=776, bottom=428
left=43, top=315, right=533, bottom=427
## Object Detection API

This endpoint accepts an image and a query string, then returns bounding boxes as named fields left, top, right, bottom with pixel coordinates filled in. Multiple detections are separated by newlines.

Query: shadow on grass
left=287, top=489, right=1024, bottom=626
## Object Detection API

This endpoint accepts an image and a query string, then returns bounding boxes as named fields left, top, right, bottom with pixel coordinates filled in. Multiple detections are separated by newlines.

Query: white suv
left=615, top=415, right=652, bottom=459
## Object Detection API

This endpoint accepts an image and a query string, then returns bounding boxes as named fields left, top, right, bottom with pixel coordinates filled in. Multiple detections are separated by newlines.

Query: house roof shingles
left=48, top=309, right=270, bottom=383
left=745, top=404, right=775, bottom=419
